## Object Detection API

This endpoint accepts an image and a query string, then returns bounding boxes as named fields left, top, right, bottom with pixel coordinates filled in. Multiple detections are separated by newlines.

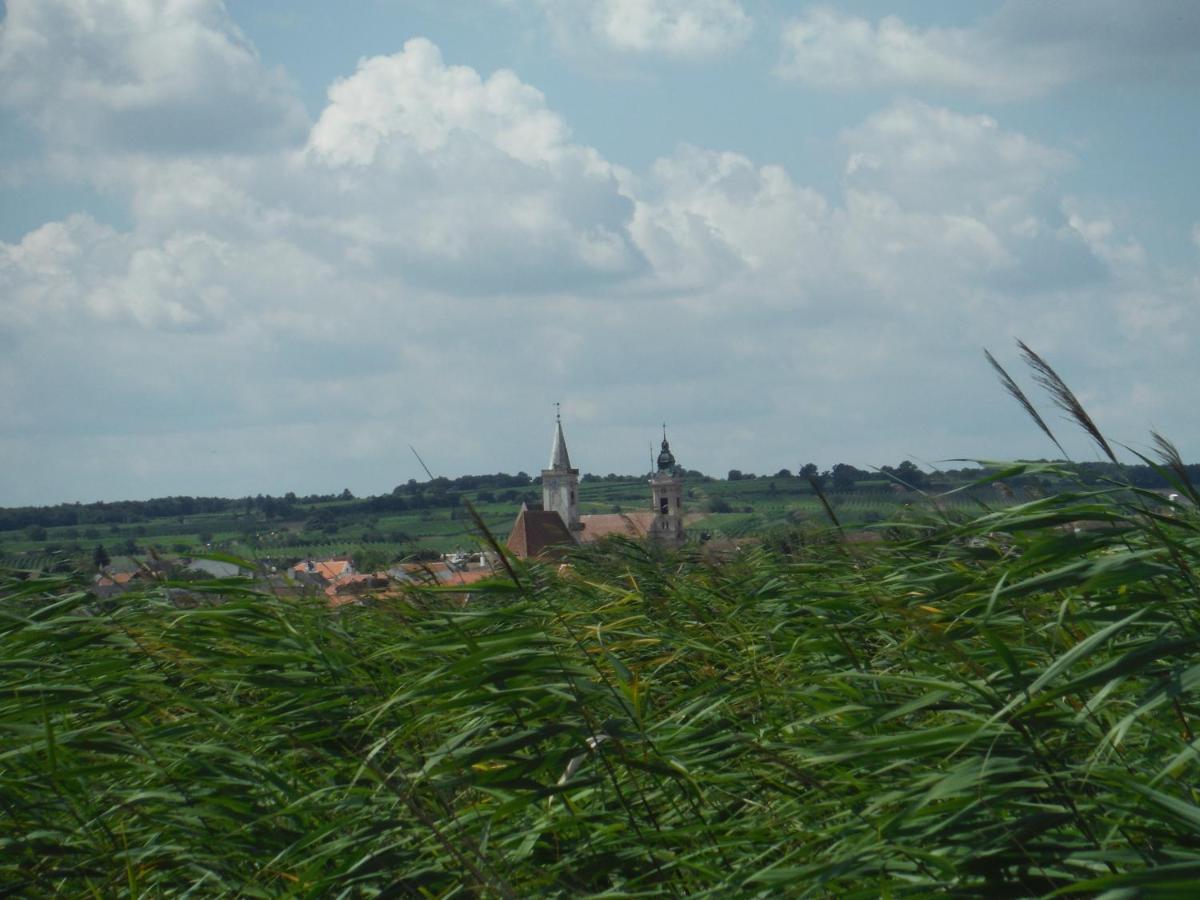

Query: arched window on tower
left=660, top=496, right=670, bottom=515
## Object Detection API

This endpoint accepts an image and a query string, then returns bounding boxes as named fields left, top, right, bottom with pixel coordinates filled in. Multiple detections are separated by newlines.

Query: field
left=5, top=443, right=1200, bottom=894
left=0, top=470, right=1027, bottom=571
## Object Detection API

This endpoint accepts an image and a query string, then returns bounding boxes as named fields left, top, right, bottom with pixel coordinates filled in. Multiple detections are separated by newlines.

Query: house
left=290, top=557, right=354, bottom=583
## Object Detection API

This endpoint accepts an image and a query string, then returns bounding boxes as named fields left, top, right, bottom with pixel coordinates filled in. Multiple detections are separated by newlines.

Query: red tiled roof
left=292, top=559, right=353, bottom=581
left=506, top=508, right=576, bottom=559
left=440, top=568, right=499, bottom=586
left=576, top=512, right=655, bottom=543
left=95, top=571, right=138, bottom=586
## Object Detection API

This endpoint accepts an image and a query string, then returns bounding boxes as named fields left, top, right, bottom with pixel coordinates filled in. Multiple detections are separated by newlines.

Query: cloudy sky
left=2, top=0, right=1198, bottom=505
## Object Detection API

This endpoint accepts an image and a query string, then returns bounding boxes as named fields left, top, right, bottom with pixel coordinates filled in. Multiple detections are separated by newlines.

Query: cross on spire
left=554, top=401, right=561, bottom=422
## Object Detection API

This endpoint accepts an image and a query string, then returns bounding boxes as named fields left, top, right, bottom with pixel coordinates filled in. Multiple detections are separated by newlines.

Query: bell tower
left=649, top=425, right=684, bottom=546
left=542, top=404, right=581, bottom=531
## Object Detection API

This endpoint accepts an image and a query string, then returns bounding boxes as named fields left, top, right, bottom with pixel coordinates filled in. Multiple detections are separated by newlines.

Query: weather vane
left=554, top=401, right=561, bottom=421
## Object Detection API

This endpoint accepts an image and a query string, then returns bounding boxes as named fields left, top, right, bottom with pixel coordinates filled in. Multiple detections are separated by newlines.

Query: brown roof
left=506, top=508, right=576, bottom=559
left=441, top=568, right=499, bottom=586
left=291, top=559, right=353, bottom=581
left=576, top=512, right=655, bottom=543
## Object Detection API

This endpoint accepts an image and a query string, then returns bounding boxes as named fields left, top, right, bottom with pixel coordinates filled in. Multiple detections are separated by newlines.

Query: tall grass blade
left=1018, top=340, right=1119, bottom=464
left=985, top=347, right=1068, bottom=458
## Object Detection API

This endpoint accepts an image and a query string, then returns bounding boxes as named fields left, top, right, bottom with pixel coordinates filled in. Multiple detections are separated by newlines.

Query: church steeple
left=649, top=424, right=684, bottom=546
left=549, top=403, right=572, bottom=470
left=656, top=423, right=676, bottom=473
left=542, top=404, right=581, bottom=531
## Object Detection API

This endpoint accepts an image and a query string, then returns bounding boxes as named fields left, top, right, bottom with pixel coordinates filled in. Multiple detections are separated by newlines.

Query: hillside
left=4, top=459, right=1187, bottom=572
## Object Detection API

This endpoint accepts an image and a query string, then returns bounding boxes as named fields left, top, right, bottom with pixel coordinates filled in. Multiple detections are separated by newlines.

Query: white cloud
left=840, top=102, right=1071, bottom=211
left=532, top=0, right=752, bottom=60
left=630, top=102, right=1102, bottom=309
left=0, top=0, right=308, bottom=154
left=301, top=38, right=643, bottom=290
left=778, top=2, right=1200, bottom=99
left=2, top=4, right=1198, bottom=504
left=309, top=38, right=571, bottom=168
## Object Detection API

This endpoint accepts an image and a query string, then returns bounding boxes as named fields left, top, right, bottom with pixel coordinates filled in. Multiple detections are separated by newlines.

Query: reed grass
left=5, top=361, right=1200, bottom=894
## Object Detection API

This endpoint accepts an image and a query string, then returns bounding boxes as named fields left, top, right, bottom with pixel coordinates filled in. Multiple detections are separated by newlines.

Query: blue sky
left=2, top=0, right=1199, bottom=504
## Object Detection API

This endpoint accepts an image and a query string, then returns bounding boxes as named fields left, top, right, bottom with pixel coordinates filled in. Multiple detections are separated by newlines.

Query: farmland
left=0, top=472, right=1012, bottom=571
left=0, top=463, right=1091, bottom=571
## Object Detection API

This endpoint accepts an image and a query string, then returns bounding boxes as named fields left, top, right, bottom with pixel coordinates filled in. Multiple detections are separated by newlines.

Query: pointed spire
left=549, top=405, right=572, bottom=470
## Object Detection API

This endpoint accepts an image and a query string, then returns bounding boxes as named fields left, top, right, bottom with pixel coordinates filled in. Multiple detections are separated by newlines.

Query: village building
left=506, top=412, right=686, bottom=559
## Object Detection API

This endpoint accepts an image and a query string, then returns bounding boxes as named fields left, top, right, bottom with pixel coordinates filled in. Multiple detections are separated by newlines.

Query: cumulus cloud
left=309, top=38, right=571, bottom=168
left=0, top=0, right=308, bottom=154
left=2, top=1, right=1198, bottom=504
left=531, top=0, right=752, bottom=60
left=301, top=38, right=643, bottom=291
left=778, top=2, right=1200, bottom=99
left=631, top=102, right=1103, bottom=307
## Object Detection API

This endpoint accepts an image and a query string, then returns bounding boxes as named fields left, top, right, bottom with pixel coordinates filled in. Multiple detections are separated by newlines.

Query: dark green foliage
left=5, top=457, right=1200, bottom=894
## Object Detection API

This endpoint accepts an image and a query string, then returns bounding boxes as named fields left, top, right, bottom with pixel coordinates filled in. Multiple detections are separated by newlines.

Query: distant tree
left=831, top=463, right=865, bottom=492
left=727, top=470, right=744, bottom=482
left=894, top=460, right=928, bottom=489
left=339, top=488, right=354, bottom=501
left=25, top=525, right=47, bottom=542
left=799, top=463, right=819, bottom=479
left=92, top=544, right=110, bottom=570
left=707, top=497, right=732, bottom=513
left=774, top=468, right=793, bottom=479
left=353, top=546, right=393, bottom=573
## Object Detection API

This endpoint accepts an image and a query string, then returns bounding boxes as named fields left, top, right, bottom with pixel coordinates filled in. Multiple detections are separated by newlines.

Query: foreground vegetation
left=5, top=444, right=1200, bottom=894
left=6, top=346, right=1200, bottom=894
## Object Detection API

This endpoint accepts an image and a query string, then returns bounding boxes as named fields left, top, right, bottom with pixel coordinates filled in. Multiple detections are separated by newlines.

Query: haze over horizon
left=3, top=1, right=1199, bottom=506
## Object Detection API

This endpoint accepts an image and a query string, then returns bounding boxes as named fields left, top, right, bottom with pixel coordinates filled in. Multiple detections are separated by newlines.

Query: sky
left=2, top=1, right=1199, bottom=505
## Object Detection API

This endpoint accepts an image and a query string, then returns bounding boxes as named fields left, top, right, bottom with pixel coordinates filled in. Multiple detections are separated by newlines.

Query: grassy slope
left=1, top=474, right=1017, bottom=564
left=5, top=459, right=1200, bottom=895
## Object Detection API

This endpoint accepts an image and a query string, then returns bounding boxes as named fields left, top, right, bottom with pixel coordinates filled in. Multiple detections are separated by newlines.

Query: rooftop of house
left=507, top=506, right=575, bottom=560
left=576, top=512, right=655, bottom=543
left=291, top=558, right=353, bottom=582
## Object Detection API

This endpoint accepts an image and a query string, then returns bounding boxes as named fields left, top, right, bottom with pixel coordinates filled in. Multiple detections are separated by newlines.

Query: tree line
left=5, top=460, right=1195, bottom=533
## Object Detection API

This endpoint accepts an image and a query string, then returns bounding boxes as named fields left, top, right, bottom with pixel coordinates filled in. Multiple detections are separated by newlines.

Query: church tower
left=542, top=406, right=581, bottom=531
left=648, top=426, right=684, bottom=546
